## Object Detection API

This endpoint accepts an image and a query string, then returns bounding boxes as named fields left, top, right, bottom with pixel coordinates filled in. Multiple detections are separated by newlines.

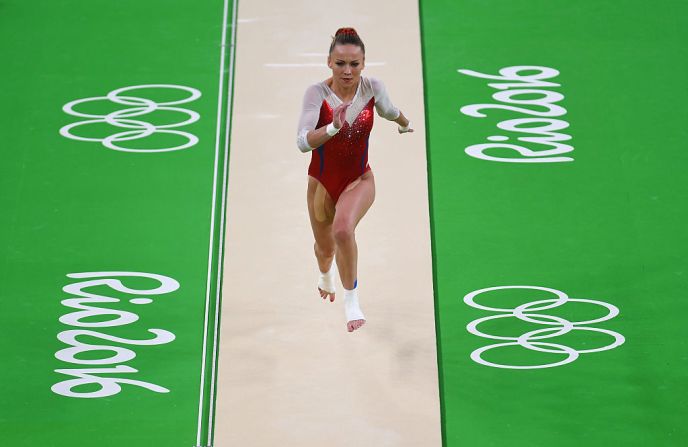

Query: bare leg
left=332, top=171, right=375, bottom=332
left=307, top=177, right=337, bottom=302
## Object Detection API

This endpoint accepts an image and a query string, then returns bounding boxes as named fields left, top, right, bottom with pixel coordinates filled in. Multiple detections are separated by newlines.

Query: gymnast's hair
left=329, top=27, right=365, bottom=55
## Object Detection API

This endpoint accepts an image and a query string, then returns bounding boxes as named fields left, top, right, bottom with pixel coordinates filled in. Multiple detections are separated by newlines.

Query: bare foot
left=347, top=319, right=366, bottom=332
left=318, top=287, right=335, bottom=302
left=318, top=267, right=336, bottom=302
left=344, top=289, right=365, bottom=332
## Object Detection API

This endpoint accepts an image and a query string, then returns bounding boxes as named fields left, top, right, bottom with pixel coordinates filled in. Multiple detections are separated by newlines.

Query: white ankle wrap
left=318, top=266, right=336, bottom=294
left=344, top=287, right=365, bottom=322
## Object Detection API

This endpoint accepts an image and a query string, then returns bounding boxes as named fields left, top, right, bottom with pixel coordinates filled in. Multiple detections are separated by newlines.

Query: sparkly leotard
left=296, top=76, right=400, bottom=203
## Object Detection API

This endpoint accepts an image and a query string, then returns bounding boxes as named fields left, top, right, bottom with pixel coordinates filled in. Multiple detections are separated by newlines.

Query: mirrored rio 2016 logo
left=464, top=285, right=625, bottom=369
left=59, top=84, right=201, bottom=153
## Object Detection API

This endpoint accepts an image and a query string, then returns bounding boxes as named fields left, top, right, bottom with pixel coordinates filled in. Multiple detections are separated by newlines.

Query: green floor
left=421, top=0, right=688, bottom=445
left=0, top=0, right=233, bottom=445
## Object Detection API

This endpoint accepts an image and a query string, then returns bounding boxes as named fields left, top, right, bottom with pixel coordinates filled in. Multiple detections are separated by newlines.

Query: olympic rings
left=464, top=285, right=625, bottom=369
left=59, top=84, right=201, bottom=153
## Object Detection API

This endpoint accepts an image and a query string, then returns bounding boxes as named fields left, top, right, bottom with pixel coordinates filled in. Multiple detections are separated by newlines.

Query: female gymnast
left=296, top=27, right=413, bottom=332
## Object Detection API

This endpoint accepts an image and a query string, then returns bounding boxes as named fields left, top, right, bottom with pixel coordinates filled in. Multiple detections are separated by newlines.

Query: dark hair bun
left=335, top=27, right=359, bottom=37
left=329, top=27, right=365, bottom=54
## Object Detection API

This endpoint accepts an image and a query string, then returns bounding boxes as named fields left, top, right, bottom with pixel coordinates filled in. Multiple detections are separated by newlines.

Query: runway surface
left=214, top=0, right=439, bottom=445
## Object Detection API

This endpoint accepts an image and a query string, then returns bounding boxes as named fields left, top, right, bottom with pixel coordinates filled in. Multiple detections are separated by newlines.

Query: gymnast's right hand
left=332, top=102, right=350, bottom=129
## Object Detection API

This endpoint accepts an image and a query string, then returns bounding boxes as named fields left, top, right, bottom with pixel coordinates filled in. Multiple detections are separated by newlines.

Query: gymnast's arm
left=393, top=111, right=412, bottom=130
left=371, top=77, right=413, bottom=133
left=296, top=85, right=348, bottom=153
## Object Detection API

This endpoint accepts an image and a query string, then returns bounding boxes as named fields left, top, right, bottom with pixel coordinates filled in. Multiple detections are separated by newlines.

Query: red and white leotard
left=297, top=76, right=400, bottom=203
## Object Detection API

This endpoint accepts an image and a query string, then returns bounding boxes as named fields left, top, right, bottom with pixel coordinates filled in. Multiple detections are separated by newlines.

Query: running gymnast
left=296, top=27, right=413, bottom=332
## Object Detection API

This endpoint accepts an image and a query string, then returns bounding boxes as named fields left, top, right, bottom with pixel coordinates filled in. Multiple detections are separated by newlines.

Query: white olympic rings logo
left=59, top=84, right=201, bottom=153
left=464, top=285, right=625, bottom=369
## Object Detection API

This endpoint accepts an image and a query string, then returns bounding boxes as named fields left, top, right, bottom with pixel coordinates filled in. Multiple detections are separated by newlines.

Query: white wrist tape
left=326, top=122, right=340, bottom=136
left=399, top=121, right=412, bottom=132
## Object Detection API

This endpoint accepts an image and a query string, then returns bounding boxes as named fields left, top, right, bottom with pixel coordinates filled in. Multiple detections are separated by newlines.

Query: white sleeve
left=370, top=77, right=401, bottom=121
left=296, top=84, right=324, bottom=153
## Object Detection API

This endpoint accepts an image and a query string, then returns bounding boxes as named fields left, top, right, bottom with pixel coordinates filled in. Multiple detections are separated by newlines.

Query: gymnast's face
left=328, top=44, right=365, bottom=87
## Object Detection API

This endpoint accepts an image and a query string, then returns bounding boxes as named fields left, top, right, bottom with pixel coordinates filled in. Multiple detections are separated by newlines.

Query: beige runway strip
left=214, top=1, right=441, bottom=445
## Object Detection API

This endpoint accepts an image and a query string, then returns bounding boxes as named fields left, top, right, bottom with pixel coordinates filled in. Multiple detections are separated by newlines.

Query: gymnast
left=296, top=27, right=413, bottom=332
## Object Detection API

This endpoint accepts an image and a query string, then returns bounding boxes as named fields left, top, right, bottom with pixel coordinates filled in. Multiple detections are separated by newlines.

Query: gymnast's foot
left=318, top=266, right=336, bottom=302
left=347, top=319, right=365, bottom=332
left=344, top=286, right=365, bottom=332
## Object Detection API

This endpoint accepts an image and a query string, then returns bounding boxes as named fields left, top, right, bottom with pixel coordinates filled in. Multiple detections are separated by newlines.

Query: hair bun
left=335, top=27, right=358, bottom=37
left=329, top=27, right=365, bottom=54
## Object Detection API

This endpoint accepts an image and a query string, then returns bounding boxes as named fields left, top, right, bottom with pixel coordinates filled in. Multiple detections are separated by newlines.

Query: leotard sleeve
left=296, top=84, right=325, bottom=153
left=370, top=77, right=401, bottom=121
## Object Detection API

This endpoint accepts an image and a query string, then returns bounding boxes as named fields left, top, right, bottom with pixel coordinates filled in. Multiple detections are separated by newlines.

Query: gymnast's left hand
left=398, top=122, right=414, bottom=134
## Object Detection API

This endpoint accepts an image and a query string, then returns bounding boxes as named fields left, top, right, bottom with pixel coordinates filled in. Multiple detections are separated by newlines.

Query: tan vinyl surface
left=214, top=1, right=441, bottom=445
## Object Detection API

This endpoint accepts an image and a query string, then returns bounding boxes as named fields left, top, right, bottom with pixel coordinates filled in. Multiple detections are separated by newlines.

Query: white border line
left=264, top=62, right=386, bottom=67
left=196, top=0, right=231, bottom=445
left=206, top=0, right=239, bottom=441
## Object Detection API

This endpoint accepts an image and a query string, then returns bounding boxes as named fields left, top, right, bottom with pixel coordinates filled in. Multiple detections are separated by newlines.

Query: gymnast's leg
left=333, top=170, right=375, bottom=332
left=307, top=176, right=337, bottom=302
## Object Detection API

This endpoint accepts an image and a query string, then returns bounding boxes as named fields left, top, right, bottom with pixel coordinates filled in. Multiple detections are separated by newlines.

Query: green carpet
left=420, top=0, right=688, bottom=445
left=0, top=0, right=234, bottom=445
